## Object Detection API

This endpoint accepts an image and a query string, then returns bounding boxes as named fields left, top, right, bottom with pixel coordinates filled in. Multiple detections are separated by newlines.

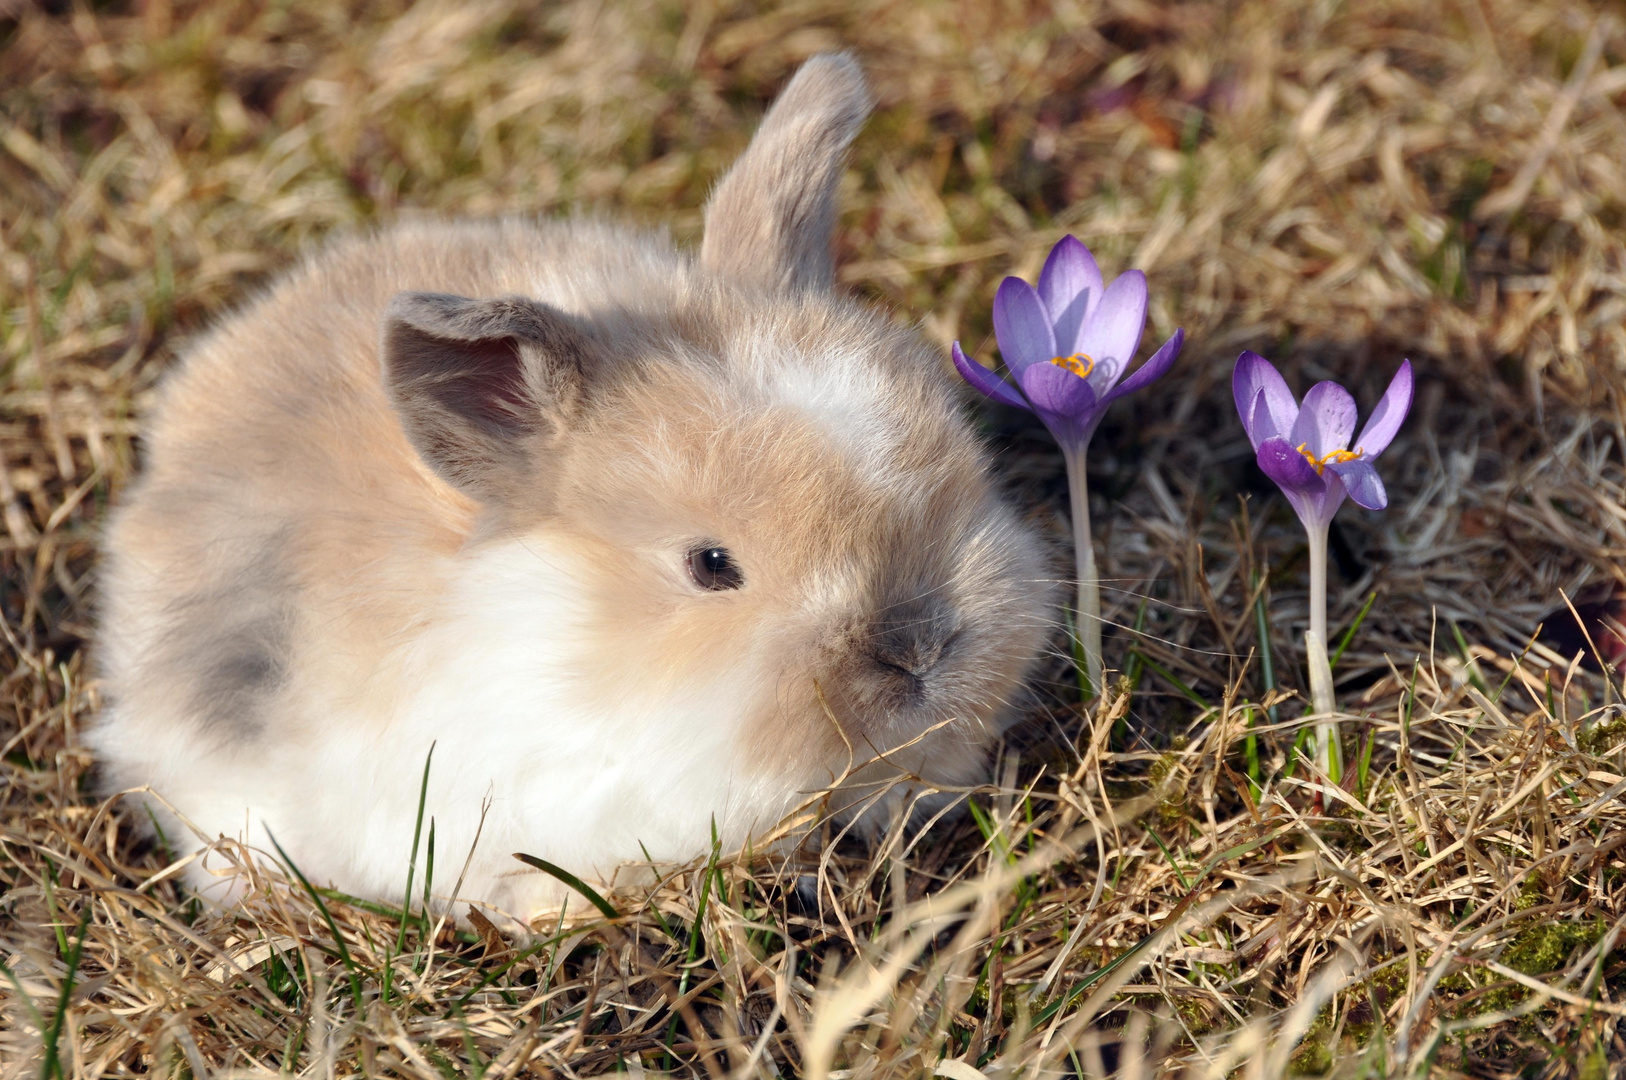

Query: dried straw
left=3, top=0, right=1625, bottom=1075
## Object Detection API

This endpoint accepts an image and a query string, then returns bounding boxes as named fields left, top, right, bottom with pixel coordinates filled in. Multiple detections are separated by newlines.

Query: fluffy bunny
left=90, top=53, right=1054, bottom=921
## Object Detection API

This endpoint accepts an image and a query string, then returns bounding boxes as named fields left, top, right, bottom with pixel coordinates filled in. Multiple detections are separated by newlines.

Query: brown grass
left=4, top=0, right=1626, bottom=1076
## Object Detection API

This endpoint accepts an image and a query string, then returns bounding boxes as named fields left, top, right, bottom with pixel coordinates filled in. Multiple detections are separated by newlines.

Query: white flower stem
left=1065, top=449, right=1103, bottom=701
left=1305, top=522, right=1341, bottom=783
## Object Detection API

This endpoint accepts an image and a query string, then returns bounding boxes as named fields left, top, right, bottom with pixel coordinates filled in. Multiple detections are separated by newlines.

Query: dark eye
left=686, top=545, right=743, bottom=591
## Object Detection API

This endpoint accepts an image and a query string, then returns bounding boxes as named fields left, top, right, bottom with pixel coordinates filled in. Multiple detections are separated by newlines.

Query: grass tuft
left=4, top=0, right=1626, bottom=1075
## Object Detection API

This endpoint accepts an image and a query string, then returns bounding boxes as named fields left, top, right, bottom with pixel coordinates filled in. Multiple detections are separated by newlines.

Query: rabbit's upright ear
left=700, top=52, right=872, bottom=293
left=381, top=292, right=589, bottom=504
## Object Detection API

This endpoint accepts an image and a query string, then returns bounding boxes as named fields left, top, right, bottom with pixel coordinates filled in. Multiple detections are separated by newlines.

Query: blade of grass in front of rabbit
left=636, top=840, right=680, bottom=941
left=510, top=852, right=620, bottom=920
left=707, top=814, right=731, bottom=965
left=540, top=903, right=569, bottom=1010
left=407, top=815, right=437, bottom=977
left=452, top=926, right=578, bottom=1012
left=386, top=741, right=434, bottom=1005
left=265, top=826, right=366, bottom=1016
left=422, top=816, right=434, bottom=926
left=665, top=826, right=720, bottom=1063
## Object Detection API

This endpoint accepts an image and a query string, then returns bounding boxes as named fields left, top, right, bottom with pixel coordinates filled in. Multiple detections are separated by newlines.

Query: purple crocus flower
left=951, top=236, right=1184, bottom=701
left=1233, top=351, right=1414, bottom=534
left=951, top=236, right=1185, bottom=453
left=1232, top=350, right=1413, bottom=788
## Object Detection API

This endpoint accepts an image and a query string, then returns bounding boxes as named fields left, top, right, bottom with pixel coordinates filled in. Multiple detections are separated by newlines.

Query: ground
left=2, top=0, right=1625, bottom=1077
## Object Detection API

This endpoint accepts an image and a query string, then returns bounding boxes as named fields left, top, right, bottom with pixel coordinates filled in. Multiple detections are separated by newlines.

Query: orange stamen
left=1296, top=443, right=1362, bottom=476
left=1049, top=352, right=1096, bottom=379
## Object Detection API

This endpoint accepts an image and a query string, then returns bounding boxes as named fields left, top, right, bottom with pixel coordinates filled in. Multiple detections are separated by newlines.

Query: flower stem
left=1305, top=523, right=1341, bottom=783
left=1308, top=524, right=1328, bottom=665
left=1065, top=449, right=1103, bottom=701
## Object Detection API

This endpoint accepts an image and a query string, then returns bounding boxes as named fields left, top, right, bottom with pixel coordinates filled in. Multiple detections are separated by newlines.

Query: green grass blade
left=1243, top=705, right=1261, bottom=792
left=41, top=857, right=68, bottom=959
left=666, top=829, right=721, bottom=1060
left=511, top=853, right=619, bottom=921
left=967, top=798, right=1013, bottom=864
left=1124, top=598, right=1150, bottom=688
left=1064, top=603, right=1091, bottom=700
left=453, top=929, right=578, bottom=1011
left=1282, top=725, right=1315, bottom=781
left=266, top=827, right=367, bottom=1016
left=1405, top=661, right=1420, bottom=736
left=41, top=903, right=92, bottom=1080
left=1145, top=828, right=1191, bottom=891
left=311, top=888, right=478, bottom=943
left=387, top=742, right=435, bottom=1004
left=1135, top=654, right=1206, bottom=708
left=1449, top=620, right=1489, bottom=694
left=1331, top=590, right=1377, bottom=670
left=1357, top=728, right=1376, bottom=800
left=637, top=841, right=681, bottom=941
left=423, top=817, right=435, bottom=917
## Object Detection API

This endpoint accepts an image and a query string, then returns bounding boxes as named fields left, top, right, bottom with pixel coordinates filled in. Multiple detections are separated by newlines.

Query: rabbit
left=89, top=53, right=1055, bottom=923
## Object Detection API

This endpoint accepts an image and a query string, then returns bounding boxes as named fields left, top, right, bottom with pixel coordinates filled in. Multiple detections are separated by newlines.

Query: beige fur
left=91, top=53, right=1055, bottom=918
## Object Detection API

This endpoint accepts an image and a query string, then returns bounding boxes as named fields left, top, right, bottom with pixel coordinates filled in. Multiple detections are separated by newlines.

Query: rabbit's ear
left=381, top=291, right=588, bottom=503
left=700, top=52, right=872, bottom=293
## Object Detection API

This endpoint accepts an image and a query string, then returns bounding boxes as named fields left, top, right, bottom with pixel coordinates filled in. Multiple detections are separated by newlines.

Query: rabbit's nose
left=867, top=599, right=960, bottom=682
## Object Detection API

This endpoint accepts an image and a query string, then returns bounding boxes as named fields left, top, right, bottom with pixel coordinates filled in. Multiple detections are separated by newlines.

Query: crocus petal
left=1289, top=381, right=1359, bottom=458
left=1249, top=390, right=1278, bottom=446
left=1232, top=352, right=1298, bottom=450
left=1353, top=359, right=1414, bottom=458
left=1104, top=328, right=1183, bottom=405
left=1036, top=235, right=1104, bottom=357
left=1327, top=457, right=1388, bottom=510
left=1017, top=359, right=1102, bottom=452
left=1256, top=437, right=1325, bottom=497
left=951, top=341, right=1031, bottom=412
left=991, top=277, right=1057, bottom=374
left=1074, top=270, right=1148, bottom=390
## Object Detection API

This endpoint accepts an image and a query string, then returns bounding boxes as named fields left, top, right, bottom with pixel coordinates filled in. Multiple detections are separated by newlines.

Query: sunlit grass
left=3, top=0, right=1626, bottom=1076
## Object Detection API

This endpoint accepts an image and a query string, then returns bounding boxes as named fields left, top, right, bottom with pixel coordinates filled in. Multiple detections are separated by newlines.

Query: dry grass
left=4, top=0, right=1626, bottom=1076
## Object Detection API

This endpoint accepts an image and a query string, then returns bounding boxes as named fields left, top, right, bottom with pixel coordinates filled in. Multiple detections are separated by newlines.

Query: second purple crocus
left=1233, top=350, right=1413, bottom=783
left=953, top=236, right=1184, bottom=699
left=1234, top=351, right=1413, bottom=535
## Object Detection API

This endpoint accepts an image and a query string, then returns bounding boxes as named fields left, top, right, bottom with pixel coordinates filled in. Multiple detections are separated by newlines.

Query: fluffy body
left=91, top=55, right=1053, bottom=922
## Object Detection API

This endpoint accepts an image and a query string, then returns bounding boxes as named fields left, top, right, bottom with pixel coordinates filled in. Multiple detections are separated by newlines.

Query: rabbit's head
left=380, top=55, right=1055, bottom=812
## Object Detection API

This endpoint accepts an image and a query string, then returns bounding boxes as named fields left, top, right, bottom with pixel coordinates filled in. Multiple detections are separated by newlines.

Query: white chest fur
left=143, top=538, right=799, bottom=922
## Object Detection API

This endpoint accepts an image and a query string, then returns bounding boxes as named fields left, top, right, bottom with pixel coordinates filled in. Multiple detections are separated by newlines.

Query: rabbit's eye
left=687, top=545, right=743, bottom=591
